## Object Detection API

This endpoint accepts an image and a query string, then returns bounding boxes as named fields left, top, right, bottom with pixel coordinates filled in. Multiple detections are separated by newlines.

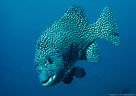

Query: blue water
left=1, top=0, right=136, bottom=96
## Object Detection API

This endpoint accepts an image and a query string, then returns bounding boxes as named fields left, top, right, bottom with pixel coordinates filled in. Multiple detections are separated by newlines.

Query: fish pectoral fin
left=86, top=42, right=101, bottom=63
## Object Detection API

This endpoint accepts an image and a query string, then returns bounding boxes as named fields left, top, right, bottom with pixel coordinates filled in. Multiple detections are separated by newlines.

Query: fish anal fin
left=86, top=42, right=101, bottom=63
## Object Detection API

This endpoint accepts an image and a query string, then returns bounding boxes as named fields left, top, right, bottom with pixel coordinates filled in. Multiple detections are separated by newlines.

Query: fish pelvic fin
left=89, top=7, right=120, bottom=46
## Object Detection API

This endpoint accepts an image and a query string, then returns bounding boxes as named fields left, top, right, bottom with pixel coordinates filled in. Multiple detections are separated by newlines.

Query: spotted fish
left=34, top=5, right=120, bottom=87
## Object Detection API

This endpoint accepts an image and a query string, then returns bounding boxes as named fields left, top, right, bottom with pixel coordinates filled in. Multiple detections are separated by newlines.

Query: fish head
left=34, top=49, right=64, bottom=87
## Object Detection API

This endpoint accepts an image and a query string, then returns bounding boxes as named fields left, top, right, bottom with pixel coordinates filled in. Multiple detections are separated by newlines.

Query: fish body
left=34, top=5, right=120, bottom=86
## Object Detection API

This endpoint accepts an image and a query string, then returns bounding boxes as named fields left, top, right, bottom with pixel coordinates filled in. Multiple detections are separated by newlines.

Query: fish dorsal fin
left=86, top=42, right=101, bottom=63
left=61, top=5, right=88, bottom=27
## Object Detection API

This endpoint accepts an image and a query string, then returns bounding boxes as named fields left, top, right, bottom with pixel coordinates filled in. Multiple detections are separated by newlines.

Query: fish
left=120, top=88, right=131, bottom=94
left=34, top=5, right=120, bottom=87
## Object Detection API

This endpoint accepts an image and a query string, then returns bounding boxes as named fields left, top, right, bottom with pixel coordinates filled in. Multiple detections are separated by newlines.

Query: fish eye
left=48, top=57, right=53, bottom=64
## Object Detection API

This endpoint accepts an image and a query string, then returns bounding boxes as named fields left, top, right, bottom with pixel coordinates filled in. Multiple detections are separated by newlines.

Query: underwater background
left=0, top=0, right=136, bottom=96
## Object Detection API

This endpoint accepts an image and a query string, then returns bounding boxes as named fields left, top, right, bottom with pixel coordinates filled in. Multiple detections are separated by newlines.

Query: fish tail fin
left=90, top=7, right=120, bottom=46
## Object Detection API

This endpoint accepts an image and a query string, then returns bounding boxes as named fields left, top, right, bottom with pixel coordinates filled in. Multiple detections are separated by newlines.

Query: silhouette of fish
left=34, top=5, right=120, bottom=87
left=120, top=88, right=131, bottom=94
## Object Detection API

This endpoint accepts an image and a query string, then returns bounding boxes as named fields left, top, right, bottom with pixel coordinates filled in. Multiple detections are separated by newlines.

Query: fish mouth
left=42, top=75, right=56, bottom=87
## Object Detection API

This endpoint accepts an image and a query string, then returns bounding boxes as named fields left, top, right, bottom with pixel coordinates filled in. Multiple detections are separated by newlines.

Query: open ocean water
left=0, top=0, right=136, bottom=96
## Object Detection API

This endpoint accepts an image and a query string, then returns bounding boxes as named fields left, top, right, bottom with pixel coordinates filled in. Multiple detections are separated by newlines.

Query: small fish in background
left=120, top=88, right=131, bottom=94
left=34, top=5, right=120, bottom=87
left=108, top=88, right=131, bottom=96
